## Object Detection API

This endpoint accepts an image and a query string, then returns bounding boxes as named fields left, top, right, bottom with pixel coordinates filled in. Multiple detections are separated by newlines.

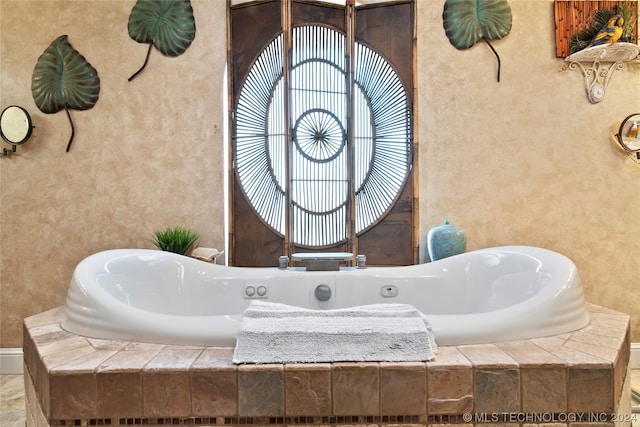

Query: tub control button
left=314, top=284, right=332, bottom=301
left=244, top=285, right=268, bottom=299
left=381, top=285, right=398, bottom=297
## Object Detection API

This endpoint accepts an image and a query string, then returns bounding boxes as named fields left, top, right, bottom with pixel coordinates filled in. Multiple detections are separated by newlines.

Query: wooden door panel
left=230, top=0, right=415, bottom=266
left=357, top=172, right=413, bottom=266
left=231, top=179, right=283, bottom=267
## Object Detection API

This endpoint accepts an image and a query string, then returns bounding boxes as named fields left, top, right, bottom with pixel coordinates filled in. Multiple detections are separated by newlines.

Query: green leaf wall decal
left=443, top=0, right=512, bottom=81
left=128, top=0, right=196, bottom=81
left=31, top=35, right=100, bottom=152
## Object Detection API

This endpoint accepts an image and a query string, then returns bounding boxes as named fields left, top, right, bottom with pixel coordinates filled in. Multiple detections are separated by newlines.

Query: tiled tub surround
left=23, top=304, right=631, bottom=427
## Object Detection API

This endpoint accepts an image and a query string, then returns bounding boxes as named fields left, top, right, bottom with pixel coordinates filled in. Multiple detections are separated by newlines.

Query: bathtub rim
left=61, top=245, right=591, bottom=347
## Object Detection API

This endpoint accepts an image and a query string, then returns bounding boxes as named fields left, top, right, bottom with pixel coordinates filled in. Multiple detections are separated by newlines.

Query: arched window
left=229, top=0, right=415, bottom=266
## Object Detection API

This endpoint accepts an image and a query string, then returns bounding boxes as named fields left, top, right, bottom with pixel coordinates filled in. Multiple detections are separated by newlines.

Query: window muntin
left=234, top=25, right=411, bottom=247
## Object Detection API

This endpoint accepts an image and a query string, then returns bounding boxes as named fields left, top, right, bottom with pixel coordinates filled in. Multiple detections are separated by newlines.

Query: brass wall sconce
left=1, top=105, right=34, bottom=156
left=613, top=112, right=640, bottom=162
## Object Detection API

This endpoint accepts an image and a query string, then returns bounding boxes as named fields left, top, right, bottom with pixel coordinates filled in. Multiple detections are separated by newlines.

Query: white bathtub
left=61, top=246, right=590, bottom=346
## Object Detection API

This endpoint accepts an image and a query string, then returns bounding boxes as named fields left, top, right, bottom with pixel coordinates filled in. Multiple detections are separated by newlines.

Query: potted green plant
left=152, top=226, right=199, bottom=256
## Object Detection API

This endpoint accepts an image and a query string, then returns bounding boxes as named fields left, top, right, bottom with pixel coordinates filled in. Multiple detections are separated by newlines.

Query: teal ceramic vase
left=427, top=219, right=467, bottom=261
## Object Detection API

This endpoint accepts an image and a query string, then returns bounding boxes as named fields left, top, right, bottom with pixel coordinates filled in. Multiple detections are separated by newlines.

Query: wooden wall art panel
left=554, top=1, right=638, bottom=57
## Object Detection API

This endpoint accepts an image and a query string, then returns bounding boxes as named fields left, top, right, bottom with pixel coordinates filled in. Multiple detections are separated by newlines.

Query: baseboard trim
left=631, top=343, right=640, bottom=369
left=2, top=343, right=640, bottom=374
left=0, top=348, right=23, bottom=374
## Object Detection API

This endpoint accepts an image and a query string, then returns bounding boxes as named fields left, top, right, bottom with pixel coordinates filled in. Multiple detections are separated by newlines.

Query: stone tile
left=191, top=347, right=238, bottom=416
left=497, top=340, right=567, bottom=367
left=587, top=303, right=630, bottom=321
left=474, top=368, right=520, bottom=413
left=586, top=310, right=630, bottom=330
left=238, top=364, right=284, bottom=416
left=43, top=344, right=101, bottom=372
left=39, top=334, right=91, bottom=359
left=0, top=374, right=26, bottom=427
left=22, top=330, right=39, bottom=387
left=458, top=344, right=518, bottom=368
left=530, top=336, right=570, bottom=347
left=285, top=363, right=332, bottom=416
left=23, top=307, right=65, bottom=329
left=192, top=347, right=235, bottom=368
left=87, top=337, right=129, bottom=351
left=38, top=358, right=50, bottom=418
left=568, top=367, right=614, bottom=413
left=494, top=342, right=568, bottom=413
left=141, top=347, right=202, bottom=417
left=96, top=372, right=143, bottom=418
left=541, top=345, right=611, bottom=368
left=332, top=362, right=379, bottom=415
left=51, top=349, right=118, bottom=373
left=523, top=423, right=568, bottom=427
left=98, top=349, right=162, bottom=372
left=19, top=303, right=634, bottom=427
left=567, top=422, right=614, bottom=427
left=145, top=346, right=203, bottom=370
left=380, top=362, right=426, bottom=415
left=23, top=372, right=36, bottom=427
left=426, top=346, right=472, bottom=368
left=123, top=341, right=166, bottom=351
left=23, top=371, right=48, bottom=427
left=564, top=339, right=619, bottom=363
left=618, top=366, right=632, bottom=423
left=143, top=371, right=192, bottom=417
left=192, top=369, right=238, bottom=416
left=28, top=322, right=66, bottom=340
left=576, top=322, right=628, bottom=339
left=521, top=367, right=567, bottom=412
left=427, top=366, right=473, bottom=415
left=614, top=329, right=631, bottom=405
left=49, top=372, right=97, bottom=419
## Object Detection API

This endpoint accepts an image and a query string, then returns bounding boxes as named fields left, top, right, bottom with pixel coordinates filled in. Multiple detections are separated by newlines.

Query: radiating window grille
left=234, top=24, right=411, bottom=247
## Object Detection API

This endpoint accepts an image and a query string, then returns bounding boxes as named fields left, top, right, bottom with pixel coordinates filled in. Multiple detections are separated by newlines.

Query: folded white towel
left=191, top=247, right=223, bottom=261
left=232, top=301, right=437, bottom=364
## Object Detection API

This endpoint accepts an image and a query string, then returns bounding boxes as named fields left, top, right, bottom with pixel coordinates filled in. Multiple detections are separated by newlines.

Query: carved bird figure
left=587, top=15, right=624, bottom=47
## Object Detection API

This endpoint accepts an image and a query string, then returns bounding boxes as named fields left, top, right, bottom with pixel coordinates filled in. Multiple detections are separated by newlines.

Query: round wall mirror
left=0, top=105, right=33, bottom=145
left=616, top=113, right=640, bottom=155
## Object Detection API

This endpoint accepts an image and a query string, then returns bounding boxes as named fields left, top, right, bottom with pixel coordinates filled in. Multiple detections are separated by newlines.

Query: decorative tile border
left=24, top=303, right=631, bottom=427
left=50, top=415, right=428, bottom=426
left=38, top=412, right=638, bottom=427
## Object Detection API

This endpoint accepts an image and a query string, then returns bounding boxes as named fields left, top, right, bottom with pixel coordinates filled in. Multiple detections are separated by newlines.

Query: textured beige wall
left=0, top=0, right=227, bottom=347
left=1, top=0, right=639, bottom=348
left=417, top=1, right=640, bottom=337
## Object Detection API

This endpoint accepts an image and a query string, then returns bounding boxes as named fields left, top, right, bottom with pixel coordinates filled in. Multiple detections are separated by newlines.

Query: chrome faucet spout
left=278, top=256, right=289, bottom=269
left=291, top=252, right=354, bottom=271
left=356, top=254, right=367, bottom=268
